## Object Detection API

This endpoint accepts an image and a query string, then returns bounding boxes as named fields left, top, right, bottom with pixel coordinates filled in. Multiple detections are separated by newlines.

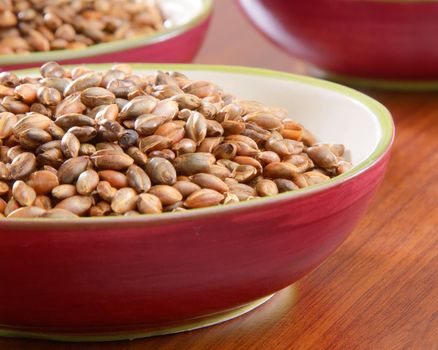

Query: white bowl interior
left=136, top=68, right=382, bottom=166
left=158, top=0, right=205, bottom=27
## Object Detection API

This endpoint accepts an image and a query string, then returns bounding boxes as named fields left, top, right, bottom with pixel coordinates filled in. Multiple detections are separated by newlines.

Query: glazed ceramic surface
left=238, top=0, right=438, bottom=84
left=0, top=0, right=212, bottom=71
left=0, top=64, right=394, bottom=341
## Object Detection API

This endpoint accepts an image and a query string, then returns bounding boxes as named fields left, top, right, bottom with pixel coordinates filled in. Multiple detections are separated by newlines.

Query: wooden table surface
left=1, top=1, right=437, bottom=349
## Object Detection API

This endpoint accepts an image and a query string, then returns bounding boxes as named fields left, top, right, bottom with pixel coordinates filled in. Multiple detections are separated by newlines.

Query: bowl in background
left=238, top=0, right=438, bottom=89
left=0, top=0, right=212, bottom=72
left=0, top=64, right=394, bottom=341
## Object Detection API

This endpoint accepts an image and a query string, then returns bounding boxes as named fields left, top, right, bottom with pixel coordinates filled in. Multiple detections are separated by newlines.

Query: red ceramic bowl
left=0, top=0, right=212, bottom=72
left=0, top=64, right=394, bottom=342
left=238, top=0, right=438, bottom=88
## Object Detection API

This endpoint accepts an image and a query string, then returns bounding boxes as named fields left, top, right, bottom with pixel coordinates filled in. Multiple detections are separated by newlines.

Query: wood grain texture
left=1, top=1, right=437, bottom=349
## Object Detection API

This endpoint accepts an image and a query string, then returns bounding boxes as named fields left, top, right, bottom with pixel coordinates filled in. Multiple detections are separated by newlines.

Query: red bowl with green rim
left=238, top=0, right=438, bottom=90
left=0, top=64, right=394, bottom=342
left=0, top=0, right=212, bottom=72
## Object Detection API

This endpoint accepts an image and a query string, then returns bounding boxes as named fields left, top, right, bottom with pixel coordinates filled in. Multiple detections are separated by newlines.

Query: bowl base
left=308, top=66, right=438, bottom=91
left=0, top=294, right=274, bottom=342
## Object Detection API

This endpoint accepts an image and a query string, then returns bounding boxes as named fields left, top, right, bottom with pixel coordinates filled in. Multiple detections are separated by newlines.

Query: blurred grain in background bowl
left=0, top=0, right=213, bottom=71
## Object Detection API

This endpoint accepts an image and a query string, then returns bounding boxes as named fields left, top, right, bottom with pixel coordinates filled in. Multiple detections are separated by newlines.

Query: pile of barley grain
left=0, top=0, right=164, bottom=54
left=0, top=62, right=351, bottom=218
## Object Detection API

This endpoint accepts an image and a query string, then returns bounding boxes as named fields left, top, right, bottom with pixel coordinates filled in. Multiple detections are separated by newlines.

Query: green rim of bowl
left=0, top=0, right=213, bottom=66
left=309, top=67, right=438, bottom=91
left=1, top=64, right=394, bottom=228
